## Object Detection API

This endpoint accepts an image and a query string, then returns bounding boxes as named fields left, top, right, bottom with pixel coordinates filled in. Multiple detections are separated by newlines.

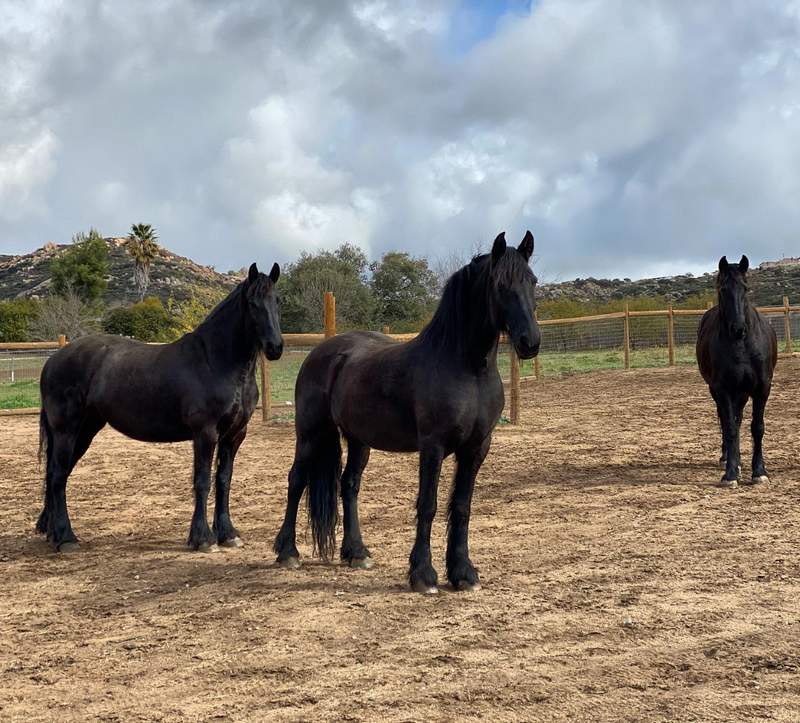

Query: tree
left=279, top=243, right=374, bottom=332
left=370, top=251, right=439, bottom=331
left=29, top=288, right=97, bottom=341
left=50, top=229, right=109, bottom=303
left=125, top=223, right=160, bottom=301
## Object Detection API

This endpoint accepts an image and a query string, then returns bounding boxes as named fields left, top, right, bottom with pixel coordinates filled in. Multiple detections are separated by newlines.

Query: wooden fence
left=2, top=297, right=797, bottom=423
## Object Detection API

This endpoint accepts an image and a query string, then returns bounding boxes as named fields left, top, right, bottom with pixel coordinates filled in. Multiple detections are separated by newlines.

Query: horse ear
left=269, top=262, right=280, bottom=283
left=491, top=232, right=506, bottom=265
left=718, top=256, right=729, bottom=273
left=739, top=255, right=749, bottom=273
left=518, top=230, right=534, bottom=262
left=248, top=263, right=259, bottom=284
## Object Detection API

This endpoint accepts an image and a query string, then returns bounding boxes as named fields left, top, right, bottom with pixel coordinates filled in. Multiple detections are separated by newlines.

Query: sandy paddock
left=1, top=359, right=799, bottom=721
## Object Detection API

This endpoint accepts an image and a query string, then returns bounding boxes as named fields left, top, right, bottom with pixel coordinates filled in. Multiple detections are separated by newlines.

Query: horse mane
left=195, top=273, right=272, bottom=332
left=195, top=282, right=245, bottom=331
left=417, top=250, right=533, bottom=357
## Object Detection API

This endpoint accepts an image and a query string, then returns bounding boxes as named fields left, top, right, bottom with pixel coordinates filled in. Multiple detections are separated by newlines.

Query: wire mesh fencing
left=3, top=303, right=796, bottom=417
left=0, top=348, right=57, bottom=410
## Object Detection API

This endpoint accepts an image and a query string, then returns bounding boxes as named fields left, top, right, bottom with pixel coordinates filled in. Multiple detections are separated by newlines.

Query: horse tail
left=38, top=408, right=51, bottom=470
left=36, top=408, right=53, bottom=534
left=304, top=421, right=342, bottom=560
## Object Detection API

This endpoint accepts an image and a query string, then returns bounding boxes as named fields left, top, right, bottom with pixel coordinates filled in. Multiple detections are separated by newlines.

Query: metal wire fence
left=2, top=305, right=796, bottom=417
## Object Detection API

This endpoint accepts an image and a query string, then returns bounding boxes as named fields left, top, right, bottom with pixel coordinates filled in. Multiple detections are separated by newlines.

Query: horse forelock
left=492, top=247, right=536, bottom=289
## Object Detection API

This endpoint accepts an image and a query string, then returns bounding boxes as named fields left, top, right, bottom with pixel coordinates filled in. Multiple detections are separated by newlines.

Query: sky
left=1, top=0, right=799, bottom=282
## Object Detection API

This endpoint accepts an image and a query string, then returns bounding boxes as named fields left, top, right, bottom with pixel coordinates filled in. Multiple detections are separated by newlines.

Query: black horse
left=696, top=255, right=777, bottom=487
left=274, top=232, right=540, bottom=593
left=37, top=262, right=283, bottom=552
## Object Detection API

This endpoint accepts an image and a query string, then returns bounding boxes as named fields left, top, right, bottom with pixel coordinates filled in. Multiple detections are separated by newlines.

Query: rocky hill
left=538, top=261, right=800, bottom=307
left=2, top=239, right=799, bottom=310
left=0, top=238, right=238, bottom=306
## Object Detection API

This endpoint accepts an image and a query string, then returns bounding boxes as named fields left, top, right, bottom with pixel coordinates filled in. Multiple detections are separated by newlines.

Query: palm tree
left=125, top=223, right=160, bottom=301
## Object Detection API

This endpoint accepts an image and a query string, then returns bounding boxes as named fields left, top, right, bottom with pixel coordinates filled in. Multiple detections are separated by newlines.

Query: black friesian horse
left=274, top=232, right=540, bottom=593
left=37, top=262, right=283, bottom=552
left=696, top=255, right=777, bottom=487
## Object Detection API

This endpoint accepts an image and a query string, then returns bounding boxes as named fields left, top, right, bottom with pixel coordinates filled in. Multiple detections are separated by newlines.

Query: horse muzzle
left=512, top=333, right=540, bottom=360
left=264, top=340, right=284, bottom=360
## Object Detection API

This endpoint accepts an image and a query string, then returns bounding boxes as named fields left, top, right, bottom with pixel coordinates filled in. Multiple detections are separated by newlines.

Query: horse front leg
left=747, top=391, right=770, bottom=485
left=717, top=392, right=740, bottom=488
left=408, top=443, right=444, bottom=594
left=446, top=436, right=491, bottom=591
left=711, top=388, right=726, bottom=468
left=188, top=428, right=218, bottom=551
left=213, top=427, right=246, bottom=547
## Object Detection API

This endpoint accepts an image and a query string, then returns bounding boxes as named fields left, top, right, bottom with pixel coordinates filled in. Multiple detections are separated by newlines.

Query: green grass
left=0, top=380, right=39, bottom=409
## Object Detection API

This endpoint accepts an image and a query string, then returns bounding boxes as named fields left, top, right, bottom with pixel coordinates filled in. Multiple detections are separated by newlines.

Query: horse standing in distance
left=274, top=232, right=541, bottom=593
left=696, top=255, right=777, bottom=487
left=37, top=262, right=283, bottom=552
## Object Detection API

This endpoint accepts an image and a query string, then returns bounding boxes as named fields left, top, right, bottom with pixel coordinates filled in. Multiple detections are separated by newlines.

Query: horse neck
left=192, top=294, right=257, bottom=372
left=420, top=267, right=500, bottom=369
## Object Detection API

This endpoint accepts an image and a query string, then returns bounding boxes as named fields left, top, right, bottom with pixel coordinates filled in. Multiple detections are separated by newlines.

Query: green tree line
left=0, top=228, right=717, bottom=344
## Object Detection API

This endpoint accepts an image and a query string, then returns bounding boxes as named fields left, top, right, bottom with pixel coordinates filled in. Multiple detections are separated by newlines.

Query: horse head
left=243, top=262, right=283, bottom=360
left=488, top=231, right=541, bottom=359
left=717, top=255, right=750, bottom=340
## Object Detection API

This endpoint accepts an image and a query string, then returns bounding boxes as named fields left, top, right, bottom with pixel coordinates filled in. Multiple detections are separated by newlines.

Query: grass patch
left=0, top=380, right=39, bottom=409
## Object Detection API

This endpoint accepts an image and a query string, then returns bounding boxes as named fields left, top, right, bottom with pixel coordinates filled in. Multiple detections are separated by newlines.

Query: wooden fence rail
left=2, top=299, right=797, bottom=423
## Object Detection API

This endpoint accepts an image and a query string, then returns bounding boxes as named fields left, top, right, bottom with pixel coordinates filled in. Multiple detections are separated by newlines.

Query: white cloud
left=1, top=0, right=799, bottom=281
left=0, top=129, right=59, bottom=219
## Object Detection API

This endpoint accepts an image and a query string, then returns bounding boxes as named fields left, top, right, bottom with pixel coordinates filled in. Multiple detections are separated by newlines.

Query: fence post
left=667, top=305, right=675, bottom=367
left=58, top=334, right=66, bottom=347
left=324, top=292, right=336, bottom=338
left=260, top=353, right=271, bottom=423
left=784, top=296, right=793, bottom=354
left=623, top=303, right=630, bottom=370
left=533, top=310, right=541, bottom=380
left=510, top=345, right=520, bottom=425
left=382, top=326, right=390, bottom=335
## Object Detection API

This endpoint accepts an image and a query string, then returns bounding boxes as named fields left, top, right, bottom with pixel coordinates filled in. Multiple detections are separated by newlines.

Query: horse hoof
left=278, top=556, right=301, bottom=569
left=410, top=581, right=438, bottom=595
left=348, top=557, right=374, bottom=570
left=746, top=475, right=770, bottom=486
left=57, top=541, right=80, bottom=553
left=718, top=477, right=738, bottom=489
left=220, top=536, right=244, bottom=548
left=455, top=581, right=481, bottom=592
left=197, top=542, right=220, bottom=553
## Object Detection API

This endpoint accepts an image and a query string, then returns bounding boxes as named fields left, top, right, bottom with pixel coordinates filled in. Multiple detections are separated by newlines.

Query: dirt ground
left=1, top=359, right=799, bottom=722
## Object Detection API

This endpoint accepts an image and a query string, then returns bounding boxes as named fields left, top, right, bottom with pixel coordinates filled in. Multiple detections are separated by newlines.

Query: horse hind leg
left=38, top=411, right=104, bottom=550
left=340, top=439, right=372, bottom=569
left=273, top=459, right=308, bottom=568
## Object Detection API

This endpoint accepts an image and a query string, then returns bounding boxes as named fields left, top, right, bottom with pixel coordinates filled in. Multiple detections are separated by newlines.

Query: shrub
left=0, top=299, right=38, bottom=342
left=103, top=297, right=175, bottom=342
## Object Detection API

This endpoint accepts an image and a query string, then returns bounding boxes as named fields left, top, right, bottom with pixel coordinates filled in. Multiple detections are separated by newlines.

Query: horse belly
left=103, top=403, right=192, bottom=443
left=90, top=381, right=193, bottom=443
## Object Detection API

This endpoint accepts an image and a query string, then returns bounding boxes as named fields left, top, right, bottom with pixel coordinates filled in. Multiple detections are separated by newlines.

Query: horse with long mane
left=696, top=255, right=777, bottom=487
left=274, top=232, right=540, bottom=593
left=37, top=262, right=283, bottom=552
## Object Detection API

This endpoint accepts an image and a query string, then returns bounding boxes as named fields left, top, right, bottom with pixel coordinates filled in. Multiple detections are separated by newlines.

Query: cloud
left=1, top=0, right=798, bottom=281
